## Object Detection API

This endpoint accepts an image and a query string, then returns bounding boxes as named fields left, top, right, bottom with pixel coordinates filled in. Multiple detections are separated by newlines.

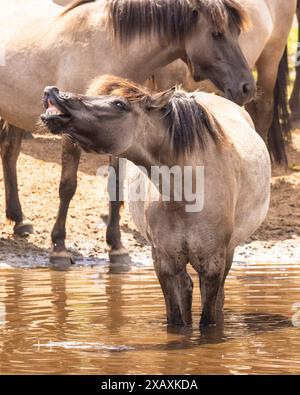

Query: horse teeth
left=46, top=109, right=60, bottom=116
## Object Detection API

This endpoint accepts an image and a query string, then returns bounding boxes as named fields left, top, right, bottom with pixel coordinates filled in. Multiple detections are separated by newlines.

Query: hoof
left=49, top=252, right=75, bottom=271
left=14, top=221, right=34, bottom=237
left=109, top=248, right=132, bottom=273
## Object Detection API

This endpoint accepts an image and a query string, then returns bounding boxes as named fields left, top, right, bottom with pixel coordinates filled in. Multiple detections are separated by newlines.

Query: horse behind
left=150, top=0, right=296, bottom=165
left=41, top=76, right=271, bottom=326
left=0, top=0, right=255, bottom=269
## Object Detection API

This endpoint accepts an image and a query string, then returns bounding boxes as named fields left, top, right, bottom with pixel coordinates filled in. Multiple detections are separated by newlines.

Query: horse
left=41, top=75, right=271, bottom=326
left=151, top=0, right=297, bottom=165
left=0, top=0, right=255, bottom=269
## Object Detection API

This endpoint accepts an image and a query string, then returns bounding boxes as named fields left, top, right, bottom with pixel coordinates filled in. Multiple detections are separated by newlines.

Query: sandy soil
left=0, top=129, right=300, bottom=267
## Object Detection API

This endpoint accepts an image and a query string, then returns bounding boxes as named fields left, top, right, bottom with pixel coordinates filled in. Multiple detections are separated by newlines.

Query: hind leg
left=197, top=249, right=226, bottom=327
left=290, top=6, right=300, bottom=121
left=50, top=135, right=81, bottom=269
left=0, top=123, right=33, bottom=236
left=246, top=50, right=281, bottom=143
left=289, top=68, right=300, bottom=121
left=153, top=249, right=193, bottom=326
left=179, top=268, right=194, bottom=325
left=216, top=249, right=234, bottom=314
left=246, top=42, right=291, bottom=164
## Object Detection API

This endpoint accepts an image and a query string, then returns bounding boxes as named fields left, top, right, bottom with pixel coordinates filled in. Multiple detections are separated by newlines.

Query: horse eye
left=113, top=101, right=128, bottom=111
left=212, top=31, right=224, bottom=40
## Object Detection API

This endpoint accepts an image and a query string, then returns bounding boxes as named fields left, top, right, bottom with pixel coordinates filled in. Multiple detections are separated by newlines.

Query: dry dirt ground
left=0, top=129, right=300, bottom=267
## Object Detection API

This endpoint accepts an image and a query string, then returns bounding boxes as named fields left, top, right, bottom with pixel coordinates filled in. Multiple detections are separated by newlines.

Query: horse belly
left=229, top=133, right=271, bottom=249
left=126, top=161, right=157, bottom=243
left=194, top=92, right=271, bottom=250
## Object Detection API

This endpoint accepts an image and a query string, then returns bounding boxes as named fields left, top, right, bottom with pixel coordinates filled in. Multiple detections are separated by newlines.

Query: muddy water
left=0, top=261, right=300, bottom=374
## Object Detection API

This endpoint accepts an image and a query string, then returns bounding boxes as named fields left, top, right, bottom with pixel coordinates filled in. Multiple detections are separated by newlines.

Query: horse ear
left=146, top=87, right=176, bottom=110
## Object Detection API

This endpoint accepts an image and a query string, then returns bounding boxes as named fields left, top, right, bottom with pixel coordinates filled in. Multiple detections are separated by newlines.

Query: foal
left=41, top=76, right=271, bottom=326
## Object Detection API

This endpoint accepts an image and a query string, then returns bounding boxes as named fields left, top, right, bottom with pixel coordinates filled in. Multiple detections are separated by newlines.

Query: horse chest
left=145, top=207, right=220, bottom=260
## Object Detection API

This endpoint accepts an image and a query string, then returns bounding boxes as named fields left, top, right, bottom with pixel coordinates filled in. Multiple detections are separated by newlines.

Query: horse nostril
left=241, top=82, right=256, bottom=99
left=61, top=93, right=70, bottom=99
left=44, top=86, right=59, bottom=95
left=242, top=83, right=251, bottom=95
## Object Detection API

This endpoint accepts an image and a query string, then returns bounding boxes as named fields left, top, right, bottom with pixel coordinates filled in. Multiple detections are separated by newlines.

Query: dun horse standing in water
left=0, top=0, right=254, bottom=268
left=41, top=76, right=271, bottom=326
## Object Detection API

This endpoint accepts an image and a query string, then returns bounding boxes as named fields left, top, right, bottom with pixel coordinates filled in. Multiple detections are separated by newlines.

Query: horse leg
left=179, top=268, right=194, bottom=325
left=106, top=156, right=131, bottom=265
left=246, top=53, right=279, bottom=143
left=216, top=249, right=234, bottom=314
left=0, top=123, right=33, bottom=236
left=290, top=4, right=300, bottom=121
left=289, top=68, right=300, bottom=121
left=152, top=249, right=193, bottom=326
left=50, top=135, right=81, bottom=269
left=198, top=249, right=226, bottom=327
left=246, top=45, right=290, bottom=164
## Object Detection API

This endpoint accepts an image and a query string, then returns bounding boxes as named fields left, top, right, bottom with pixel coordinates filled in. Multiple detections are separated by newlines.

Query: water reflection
left=0, top=262, right=300, bottom=374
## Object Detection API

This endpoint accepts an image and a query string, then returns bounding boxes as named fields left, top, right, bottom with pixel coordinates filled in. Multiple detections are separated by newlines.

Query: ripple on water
left=0, top=261, right=300, bottom=374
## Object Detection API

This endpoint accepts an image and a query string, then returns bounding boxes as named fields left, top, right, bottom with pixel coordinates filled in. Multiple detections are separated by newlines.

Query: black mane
left=163, top=91, right=224, bottom=157
left=62, top=0, right=249, bottom=44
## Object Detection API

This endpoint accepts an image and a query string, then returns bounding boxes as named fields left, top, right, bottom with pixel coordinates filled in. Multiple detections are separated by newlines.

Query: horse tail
left=268, top=46, right=291, bottom=165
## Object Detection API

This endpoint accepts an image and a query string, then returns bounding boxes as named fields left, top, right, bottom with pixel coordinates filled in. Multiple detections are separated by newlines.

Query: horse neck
left=123, top=115, right=208, bottom=213
left=124, top=122, right=201, bottom=210
left=114, top=39, right=185, bottom=83
left=87, top=34, right=185, bottom=84
left=56, top=4, right=186, bottom=84
left=125, top=117, right=193, bottom=171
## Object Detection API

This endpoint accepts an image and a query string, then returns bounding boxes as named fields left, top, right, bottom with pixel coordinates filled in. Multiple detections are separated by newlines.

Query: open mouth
left=44, top=99, right=64, bottom=117
left=41, top=88, right=72, bottom=133
left=42, top=91, right=69, bottom=119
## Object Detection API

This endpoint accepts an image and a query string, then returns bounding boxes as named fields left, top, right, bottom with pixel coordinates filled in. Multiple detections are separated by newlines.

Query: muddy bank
left=0, top=130, right=300, bottom=267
